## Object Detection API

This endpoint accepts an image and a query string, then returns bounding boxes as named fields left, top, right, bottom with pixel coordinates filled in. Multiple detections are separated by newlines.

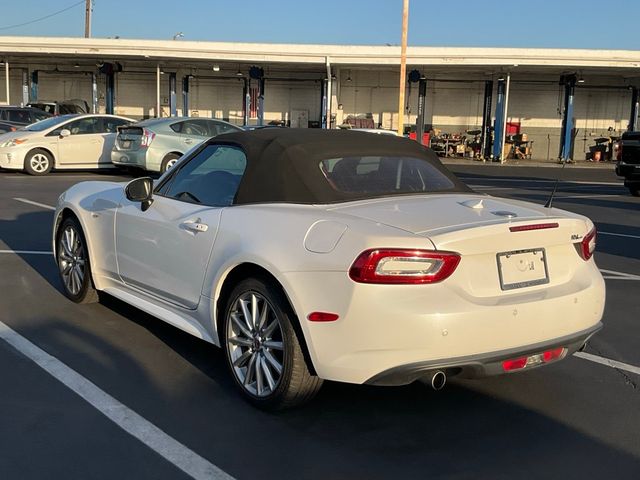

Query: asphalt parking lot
left=0, top=164, right=638, bottom=479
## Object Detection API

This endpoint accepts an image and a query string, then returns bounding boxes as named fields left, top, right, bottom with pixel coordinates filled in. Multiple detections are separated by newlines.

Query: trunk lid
left=116, top=126, right=145, bottom=151
left=328, top=194, right=593, bottom=297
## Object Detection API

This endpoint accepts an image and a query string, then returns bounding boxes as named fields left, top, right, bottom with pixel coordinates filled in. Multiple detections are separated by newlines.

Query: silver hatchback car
left=111, top=117, right=242, bottom=173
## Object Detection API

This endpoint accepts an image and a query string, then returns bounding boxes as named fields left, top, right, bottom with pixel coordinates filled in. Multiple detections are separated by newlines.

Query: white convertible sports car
left=53, top=129, right=605, bottom=409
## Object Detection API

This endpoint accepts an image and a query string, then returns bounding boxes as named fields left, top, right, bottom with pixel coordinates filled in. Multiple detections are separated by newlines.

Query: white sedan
left=0, top=114, right=133, bottom=175
left=52, top=129, right=604, bottom=409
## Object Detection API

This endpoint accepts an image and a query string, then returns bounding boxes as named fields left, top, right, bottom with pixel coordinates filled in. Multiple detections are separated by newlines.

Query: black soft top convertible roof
left=207, top=128, right=471, bottom=204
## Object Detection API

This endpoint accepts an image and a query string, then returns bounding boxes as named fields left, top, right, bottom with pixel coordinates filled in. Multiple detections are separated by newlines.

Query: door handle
left=180, top=220, right=208, bottom=233
left=184, top=138, right=193, bottom=144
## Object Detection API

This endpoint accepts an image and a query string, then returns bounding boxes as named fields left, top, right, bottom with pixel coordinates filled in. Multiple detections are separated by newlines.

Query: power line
left=0, top=1, right=86, bottom=31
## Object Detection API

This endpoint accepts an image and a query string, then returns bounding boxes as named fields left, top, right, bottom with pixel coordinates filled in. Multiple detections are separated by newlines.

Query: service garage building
left=1, top=36, right=639, bottom=162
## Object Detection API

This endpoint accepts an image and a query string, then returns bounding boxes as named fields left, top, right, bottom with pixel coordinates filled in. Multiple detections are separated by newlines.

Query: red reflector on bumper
left=509, top=223, right=559, bottom=232
left=502, top=347, right=567, bottom=372
left=502, top=357, right=528, bottom=371
left=307, top=312, right=339, bottom=322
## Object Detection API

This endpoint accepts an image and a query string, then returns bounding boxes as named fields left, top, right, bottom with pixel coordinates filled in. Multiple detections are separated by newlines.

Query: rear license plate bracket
left=497, top=248, right=549, bottom=291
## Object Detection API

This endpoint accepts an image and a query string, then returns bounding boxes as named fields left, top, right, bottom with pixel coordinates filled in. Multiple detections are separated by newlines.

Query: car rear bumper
left=111, top=149, right=147, bottom=169
left=616, top=162, right=640, bottom=179
left=282, top=260, right=605, bottom=384
left=365, top=322, right=601, bottom=385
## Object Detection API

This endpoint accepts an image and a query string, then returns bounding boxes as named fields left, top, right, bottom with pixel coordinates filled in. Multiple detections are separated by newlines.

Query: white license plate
left=497, top=248, right=549, bottom=290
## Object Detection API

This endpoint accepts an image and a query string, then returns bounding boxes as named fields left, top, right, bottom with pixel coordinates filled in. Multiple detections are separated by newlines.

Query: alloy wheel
left=226, top=291, right=285, bottom=397
left=30, top=153, right=50, bottom=173
left=57, top=225, right=86, bottom=295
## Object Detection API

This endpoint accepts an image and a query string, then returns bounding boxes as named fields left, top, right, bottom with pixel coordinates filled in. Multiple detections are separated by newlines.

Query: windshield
left=319, top=156, right=455, bottom=195
left=24, top=115, right=77, bottom=132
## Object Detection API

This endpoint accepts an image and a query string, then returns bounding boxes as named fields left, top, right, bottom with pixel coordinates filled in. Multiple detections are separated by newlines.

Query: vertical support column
left=22, top=70, right=29, bottom=106
left=169, top=72, right=177, bottom=117
left=500, top=73, right=511, bottom=164
left=629, top=86, right=639, bottom=132
left=480, top=80, right=493, bottom=159
left=30, top=70, right=38, bottom=102
left=4, top=61, right=9, bottom=105
left=91, top=73, right=98, bottom=113
left=559, top=74, right=576, bottom=162
left=243, top=78, right=249, bottom=125
left=105, top=71, right=115, bottom=114
left=257, top=77, right=265, bottom=126
left=325, top=57, right=332, bottom=129
left=155, top=65, right=161, bottom=118
left=415, top=76, right=427, bottom=145
left=182, top=75, right=190, bottom=117
left=492, top=78, right=506, bottom=161
left=321, top=79, right=328, bottom=129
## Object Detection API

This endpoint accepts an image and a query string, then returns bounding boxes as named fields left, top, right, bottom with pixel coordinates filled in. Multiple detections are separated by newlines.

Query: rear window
left=320, top=156, right=455, bottom=195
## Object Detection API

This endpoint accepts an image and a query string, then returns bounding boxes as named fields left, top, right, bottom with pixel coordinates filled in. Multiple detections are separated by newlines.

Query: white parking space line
left=574, top=352, right=640, bottom=376
left=13, top=197, right=55, bottom=211
left=599, top=232, right=640, bottom=240
left=0, top=320, right=234, bottom=480
left=0, top=250, right=52, bottom=255
left=458, top=177, right=623, bottom=186
left=599, top=269, right=640, bottom=280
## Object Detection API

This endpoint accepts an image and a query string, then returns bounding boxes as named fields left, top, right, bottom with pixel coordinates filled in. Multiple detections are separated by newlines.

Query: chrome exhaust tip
left=422, top=370, right=446, bottom=391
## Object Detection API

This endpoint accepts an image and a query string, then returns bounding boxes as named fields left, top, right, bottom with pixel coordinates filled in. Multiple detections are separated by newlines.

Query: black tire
left=24, top=149, right=53, bottom=176
left=630, top=185, right=640, bottom=197
left=222, top=277, right=323, bottom=410
left=55, top=216, right=99, bottom=304
left=160, top=153, right=181, bottom=174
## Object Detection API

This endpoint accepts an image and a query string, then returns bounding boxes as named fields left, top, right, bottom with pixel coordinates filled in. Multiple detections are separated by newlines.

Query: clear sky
left=0, top=0, right=638, bottom=50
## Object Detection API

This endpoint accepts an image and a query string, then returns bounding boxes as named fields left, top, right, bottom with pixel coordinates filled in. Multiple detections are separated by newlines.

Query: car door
left=115, top=142, right=247, bottom=309
left=179, top=119, right=211, bottom=150
left=54, top=117, right=104, bottom=166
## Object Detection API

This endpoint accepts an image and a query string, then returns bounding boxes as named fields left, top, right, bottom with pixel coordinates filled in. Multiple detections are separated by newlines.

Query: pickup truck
left=616, top=131, right=640, bottom=196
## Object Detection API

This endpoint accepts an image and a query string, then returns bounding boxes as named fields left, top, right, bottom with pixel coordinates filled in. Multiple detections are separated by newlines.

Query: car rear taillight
left=349, top=249, right=460, bottom=284
left=575, top=227, right=596, bottom=261
left=140, top=128, right=155, bottom=147
left=502, top=347, right=567, bottom=372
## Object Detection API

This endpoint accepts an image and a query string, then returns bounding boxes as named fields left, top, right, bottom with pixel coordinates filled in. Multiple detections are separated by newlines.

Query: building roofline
left=0, top=36, right=639, bottom=69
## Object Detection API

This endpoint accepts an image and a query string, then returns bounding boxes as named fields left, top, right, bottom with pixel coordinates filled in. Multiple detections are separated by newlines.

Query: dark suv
left=0, top=106, right=52, bottom=133
left=616, top=131, right=640, bottom=196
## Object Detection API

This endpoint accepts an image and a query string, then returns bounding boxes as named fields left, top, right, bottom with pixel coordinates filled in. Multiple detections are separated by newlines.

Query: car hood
left=0, top=130, right=38, bottom=142
left=324, top=194, right=573, bottom=236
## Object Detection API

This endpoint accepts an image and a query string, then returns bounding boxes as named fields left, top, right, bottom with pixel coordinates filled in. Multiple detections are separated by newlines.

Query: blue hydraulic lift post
left=559, top=75, right=576, bottom=162
left=169, top=72, right=177, bottom=117
left=321, top=79, right=328, bottom=129
left=258, top=77, right=265, bottom=126
left=480, top=80, right=493, bottom=159
left=415, top=76, right=427, bottom=144
left=182, top=76, right=190, bottom=116
left=629, top=86, right=639, bottom=131
left=243, top=78, right=250, bottom=125
left=105, top=72, right=115, bottom=114
left=492, top=78, right=506, bottom=161
left=30, top=71, right=38, bottom=102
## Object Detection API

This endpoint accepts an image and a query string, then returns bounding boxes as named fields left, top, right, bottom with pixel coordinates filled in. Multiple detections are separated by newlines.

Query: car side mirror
left=59, top=129, right=71, bottom=138
left=125, top=177, right=154, bottom=211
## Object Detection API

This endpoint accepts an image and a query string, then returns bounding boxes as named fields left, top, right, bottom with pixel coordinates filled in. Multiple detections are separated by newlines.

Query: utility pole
left=397, top=0, right=409, bottom=136
left=84, top=0, right=92, bottom=38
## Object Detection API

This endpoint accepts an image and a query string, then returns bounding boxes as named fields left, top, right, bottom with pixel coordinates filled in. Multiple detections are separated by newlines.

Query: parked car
left=0, top=114, right=133, bottom=175
left=27, top=99, right=90, bottom=116
left=111, top=117, right=243, bottom=173
left=0, top=106, right=52, bottom=126
left=0, top=121, right=21, bottom=134
left=616, top=131, right=640, bottom=196
left=53, top=129, right=604, bottom=410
